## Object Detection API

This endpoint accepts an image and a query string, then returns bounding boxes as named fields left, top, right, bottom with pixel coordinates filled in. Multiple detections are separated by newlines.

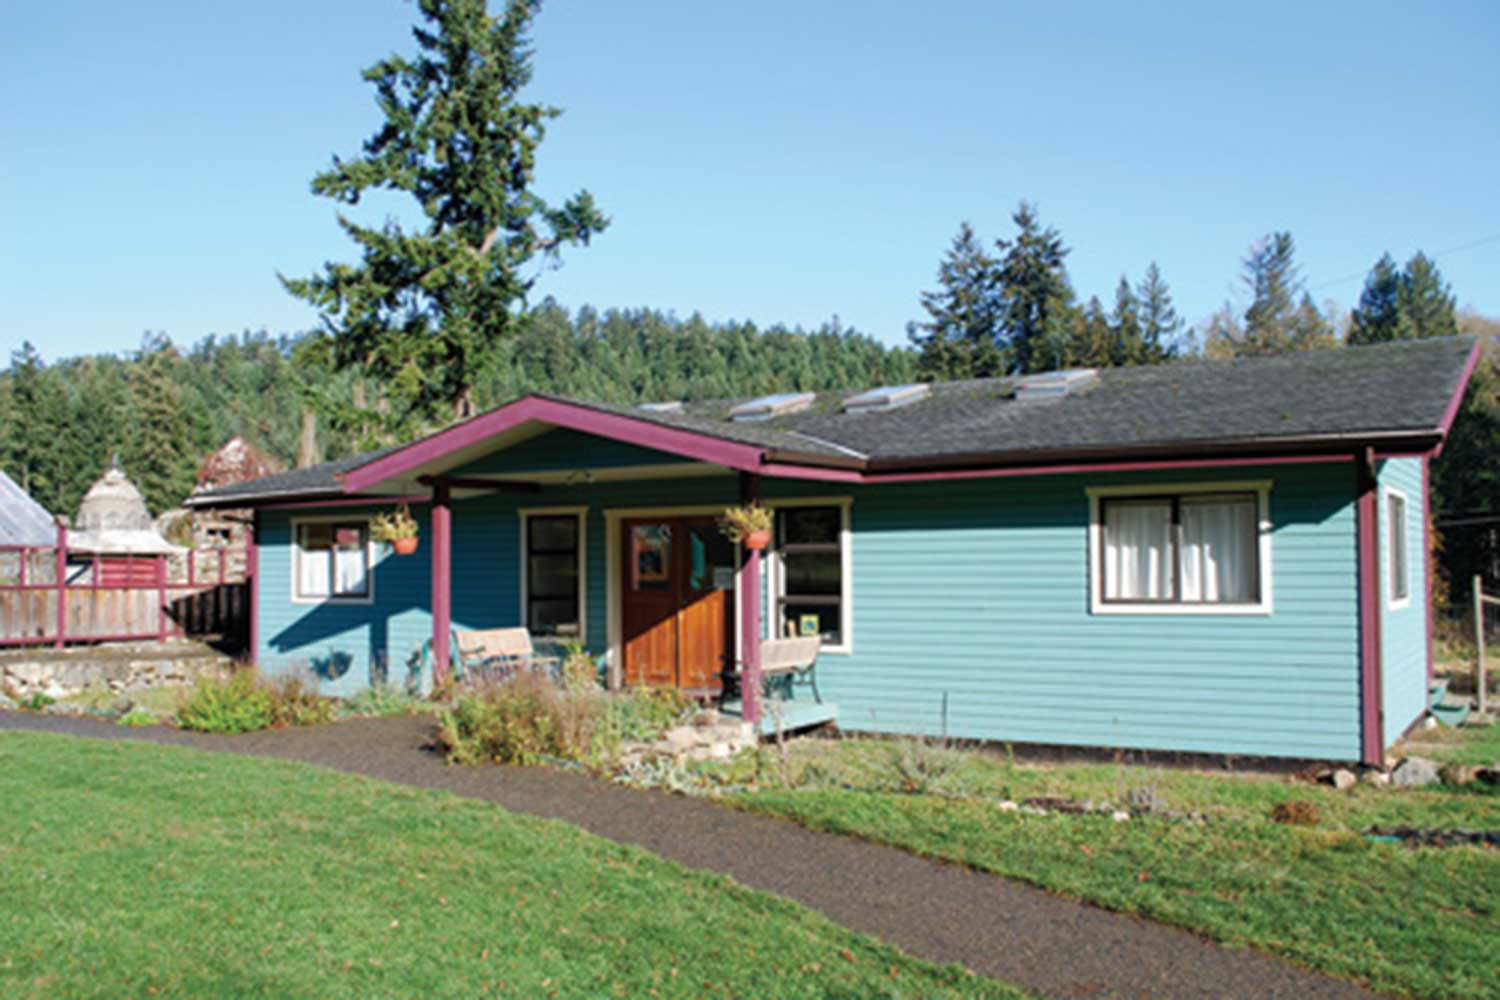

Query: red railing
left=0, top=523, right=250, bottom=649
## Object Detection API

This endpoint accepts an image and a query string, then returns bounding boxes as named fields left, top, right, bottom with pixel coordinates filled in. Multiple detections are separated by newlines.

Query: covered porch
left=333, top=397, right=846, bottom=728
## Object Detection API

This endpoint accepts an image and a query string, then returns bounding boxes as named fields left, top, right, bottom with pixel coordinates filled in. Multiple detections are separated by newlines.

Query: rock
left=1361, top=769, right=1391, bottom=787
left=1391, top=756, right=1441, bottom=788
left=1330, top=768, right=1358, bottom=791
left=691, top=709, right=721, bottom=728
left=1440, top=764, right=1478, bottom=786
left=1111, top=810, right=1131, bottom=823
left=997, top=800, right=1018, bottom=812
left=1474, top=766, right=1500, bottom=786
left=663, top=726, right=700, bottom=752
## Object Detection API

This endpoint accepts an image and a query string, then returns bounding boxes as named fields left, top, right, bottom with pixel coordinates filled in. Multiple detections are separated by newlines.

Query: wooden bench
left=724, top=636, right=823, bottom=703
left=452, top=627, right=560, bottom=684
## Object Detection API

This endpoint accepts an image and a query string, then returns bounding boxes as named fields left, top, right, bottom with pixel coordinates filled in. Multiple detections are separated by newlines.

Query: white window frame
left=765, top=497, right=854, bottom=654
left=518, top=506, right=588, bottom=639
left=289, top=515, right=376, bottom=606
left=1087, top=481, right=1273, bottom=616
left=1385, top=486, right=1411, bottom=610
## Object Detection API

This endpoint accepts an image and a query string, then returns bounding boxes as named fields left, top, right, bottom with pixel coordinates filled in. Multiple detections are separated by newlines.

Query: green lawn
left=701, top=734, right=1500, bottom=999
left=0, top=733, right=1024, bottom=1000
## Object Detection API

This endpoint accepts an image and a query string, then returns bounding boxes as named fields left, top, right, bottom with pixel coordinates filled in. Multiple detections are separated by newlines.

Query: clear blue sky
left=3, top=0, right=1497, bottom=362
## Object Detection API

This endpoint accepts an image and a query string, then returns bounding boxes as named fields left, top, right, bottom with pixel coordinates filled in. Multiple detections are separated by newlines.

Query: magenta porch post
left=247, top=514, right=260, bottom=663
left=53, top=520, right=66, bottom=648
left=1356, top=451, right=1384, bottom=766
left=431, top=483, right=453, bottom=686
left=738, top=471, right=763, bottom=725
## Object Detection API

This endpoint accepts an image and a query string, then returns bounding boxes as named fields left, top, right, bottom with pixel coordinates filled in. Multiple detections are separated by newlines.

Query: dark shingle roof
left=189, top=336, right=1475, bottom=505
left=185, top=446, right=403, bottom=506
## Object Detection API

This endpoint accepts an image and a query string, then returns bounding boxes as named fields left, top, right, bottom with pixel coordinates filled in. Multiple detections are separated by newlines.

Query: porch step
left=1429, top=678, right=1471, bottom=728
left=721, top=698, right=838, bottom=737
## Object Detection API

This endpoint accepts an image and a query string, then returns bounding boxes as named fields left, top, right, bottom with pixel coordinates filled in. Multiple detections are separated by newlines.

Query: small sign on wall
left=798, top=614, right=821, bottom=637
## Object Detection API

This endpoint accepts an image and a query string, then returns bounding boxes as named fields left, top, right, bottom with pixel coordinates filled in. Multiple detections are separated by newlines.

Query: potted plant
left=371, top=504, right=420, bottom=556
left=719, top=504, right=774, bottom=550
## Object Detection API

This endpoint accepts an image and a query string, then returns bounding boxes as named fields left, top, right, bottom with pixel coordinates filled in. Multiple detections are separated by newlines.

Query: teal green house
left=188, top=337, right=1479, bottom=765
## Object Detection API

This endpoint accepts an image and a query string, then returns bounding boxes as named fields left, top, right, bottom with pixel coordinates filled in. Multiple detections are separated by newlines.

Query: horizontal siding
left=1379, top=457, right=1429, bottom=745
left=793, top=463, right=1362, bottom=761
left=254, top=458, right=1363, bottom=760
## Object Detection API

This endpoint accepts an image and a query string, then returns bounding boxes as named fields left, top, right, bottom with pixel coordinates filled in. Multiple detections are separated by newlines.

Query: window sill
left=1090, top=601, right=1272, bottom=617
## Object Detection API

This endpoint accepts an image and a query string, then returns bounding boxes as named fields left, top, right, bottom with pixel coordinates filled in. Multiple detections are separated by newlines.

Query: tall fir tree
left=1134, top=262, right=1182, bottom=362
left=1395, top=252, right=1458, bottom=341
left=283, top=0, right=608, bottom=432
left=996, top=202, right=1077, bottom=373
left=1347, top=252, right=1402, bottom=344
left=1206, top=232, right=1334, bottom=357
left=907, top=222, right=1005, bottom=379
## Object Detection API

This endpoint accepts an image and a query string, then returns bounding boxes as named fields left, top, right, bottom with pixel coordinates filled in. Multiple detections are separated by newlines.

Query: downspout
left=1356, top=448, right=1384, bottom=765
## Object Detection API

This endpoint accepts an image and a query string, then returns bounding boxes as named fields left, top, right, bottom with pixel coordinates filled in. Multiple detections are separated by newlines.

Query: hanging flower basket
left=371, top=503, right=420, bottom=556
left=719, top=504, right=773, bottom=550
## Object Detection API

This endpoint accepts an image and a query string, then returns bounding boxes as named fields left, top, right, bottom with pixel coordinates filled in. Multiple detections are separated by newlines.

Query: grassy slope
left=709, top=738, right=1500, bottom=999
left=0, top=733, right=1024, bottom=1000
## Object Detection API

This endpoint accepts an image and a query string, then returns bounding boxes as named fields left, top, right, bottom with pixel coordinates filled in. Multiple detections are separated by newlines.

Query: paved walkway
left=0, top=711, right=1379, bottom=1000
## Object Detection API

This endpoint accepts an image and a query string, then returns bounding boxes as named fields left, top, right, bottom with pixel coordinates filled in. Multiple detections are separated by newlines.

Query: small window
left=295, top=521, right=370, bottom=601
left=523, top=511, right=585, bottom=637
left=1095, top=490, right=1263, bottom=610
left=773, top=505, right=848, bottom=647
left=1388, top=490, right=1409, bottom=606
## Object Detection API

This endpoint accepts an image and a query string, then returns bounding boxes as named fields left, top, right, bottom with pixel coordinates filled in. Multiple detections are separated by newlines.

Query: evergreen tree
left=1395, top=252, right=1458, bottom=340
left=1348, top=252, right=1402, bottom=345
left=283, top=0, right=608, bottom=432
left=1108, top=277, right=1143, bottom=366
left=907, top=222, right=1004, bottom=380
left=995, top=202, right=1077, bottom=373
left=1063, top=296, right=1114, bottom=368
left=1206, top=232, right=1335, bottom=357
left=1134, top=262, right=1182, bottom=362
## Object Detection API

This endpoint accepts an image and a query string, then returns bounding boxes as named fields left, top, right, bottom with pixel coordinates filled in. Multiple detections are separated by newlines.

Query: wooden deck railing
left=0, top=524, right=251, bottom=651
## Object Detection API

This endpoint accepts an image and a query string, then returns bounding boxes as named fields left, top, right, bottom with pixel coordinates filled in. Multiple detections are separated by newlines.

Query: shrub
left=437, top=672, right=575, bottom=765
left=19, top=692, right=55, bottom=712
left=118, top=708, right=159, bottom=727
left=266, top=674, right=336, bottom=727
left=176, top=671, right=275, bottom=733
left=339, top=683, right=426, bottom=718
left=435, top=670, right=693, bottom=767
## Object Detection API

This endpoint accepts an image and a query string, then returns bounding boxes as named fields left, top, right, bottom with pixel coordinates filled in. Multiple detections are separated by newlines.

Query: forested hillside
left=0, top=300, right=912, bottom=518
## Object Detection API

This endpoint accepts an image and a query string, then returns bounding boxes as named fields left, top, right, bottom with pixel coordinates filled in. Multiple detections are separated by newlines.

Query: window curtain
left=333, top=540, right=367, bottom=596
left=1104, top=502, right=1172, bottom=599
left=1181, top=498, right=1255, bottom=602
left=297, top=530, right=330, bottom=598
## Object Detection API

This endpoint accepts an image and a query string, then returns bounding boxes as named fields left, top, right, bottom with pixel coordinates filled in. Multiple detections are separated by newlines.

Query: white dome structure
left=68, top=461, right=183, bottom=555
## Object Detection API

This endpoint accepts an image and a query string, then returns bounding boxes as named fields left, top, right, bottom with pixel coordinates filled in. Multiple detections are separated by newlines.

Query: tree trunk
left=296, top=409, right=318, bottom=469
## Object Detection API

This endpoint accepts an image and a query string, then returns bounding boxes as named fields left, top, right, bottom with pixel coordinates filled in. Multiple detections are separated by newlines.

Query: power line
left=1309, top=230, right=1500, bottom=293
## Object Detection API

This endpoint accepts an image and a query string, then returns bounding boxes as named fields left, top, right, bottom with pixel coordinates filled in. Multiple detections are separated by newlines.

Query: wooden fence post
left=157, top=554, right=169, bottom=641
left=53, top=521, right=66, bottom=648
left=1478, top=575, right=1489, bottom=716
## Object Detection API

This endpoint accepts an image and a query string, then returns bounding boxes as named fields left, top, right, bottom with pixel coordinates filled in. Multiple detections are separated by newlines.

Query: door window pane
left=632, top=524, right=672, bottom=591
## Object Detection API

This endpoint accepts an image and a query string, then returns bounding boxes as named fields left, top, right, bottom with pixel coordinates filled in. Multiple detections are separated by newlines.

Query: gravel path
left=0, top=710, right=1379, bottom=1000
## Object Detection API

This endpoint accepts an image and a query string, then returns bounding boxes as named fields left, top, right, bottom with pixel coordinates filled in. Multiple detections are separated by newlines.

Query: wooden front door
left=621, top=517, right=735, bottom=694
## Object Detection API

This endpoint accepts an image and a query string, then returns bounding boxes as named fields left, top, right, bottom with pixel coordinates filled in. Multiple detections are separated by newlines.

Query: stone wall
left=0, top=640, right=231, bottom=699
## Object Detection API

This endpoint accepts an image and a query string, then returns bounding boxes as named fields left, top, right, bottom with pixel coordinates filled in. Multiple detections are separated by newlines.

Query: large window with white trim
left=770, top=502, right=851, bottom=650
left=1089, top=483, right=1271, bottom=614
left=521, top=509, right=586, bottom=637
left=294, top=521, right=371, bottom=602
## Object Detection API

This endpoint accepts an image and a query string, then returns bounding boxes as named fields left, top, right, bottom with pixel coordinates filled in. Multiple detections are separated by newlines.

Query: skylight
left=1014, top=368, right=1098, bottom=401
left=729, top=392, right=816, bottom=423
left=843, top=383, right=930, bottom=414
